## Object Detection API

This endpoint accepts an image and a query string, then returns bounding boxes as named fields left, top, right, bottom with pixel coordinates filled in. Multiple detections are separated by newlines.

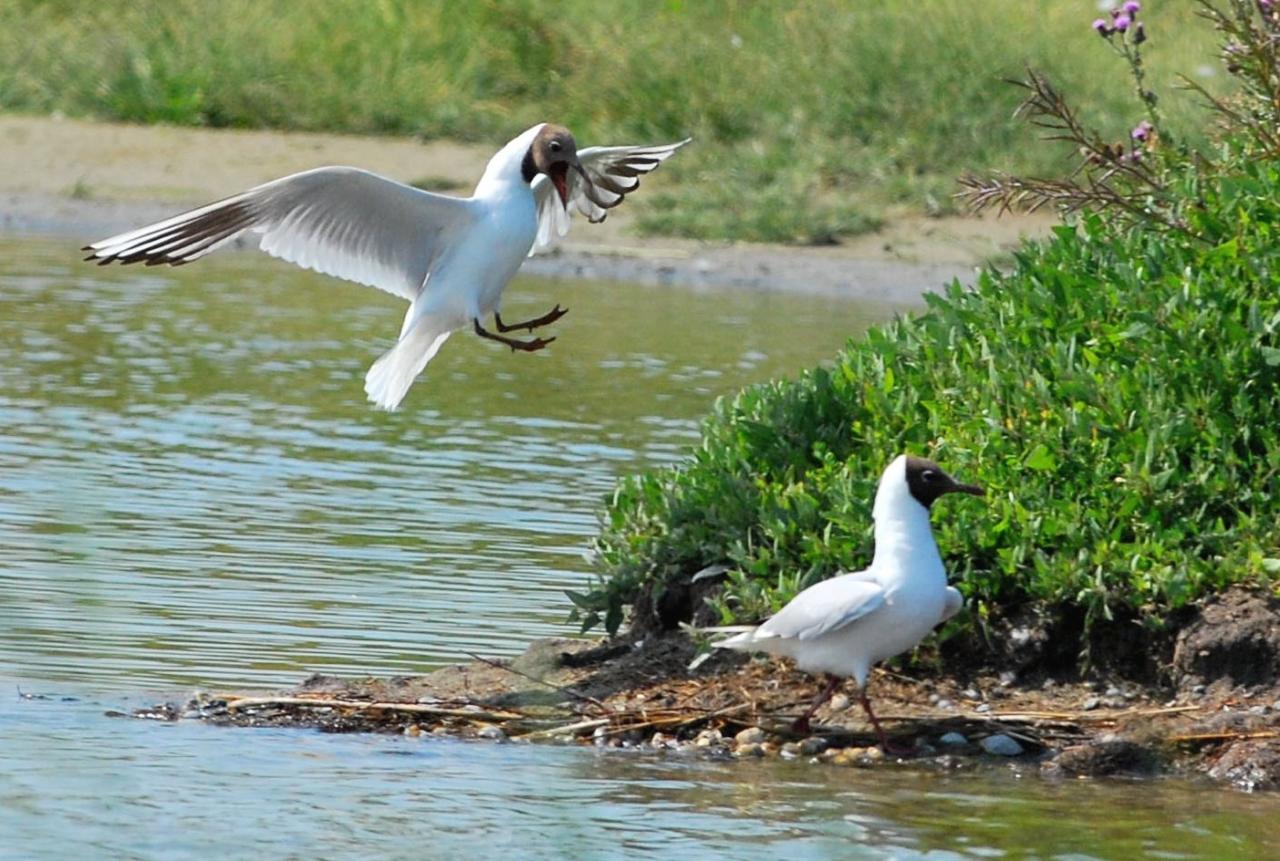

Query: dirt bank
left=0, top=114, right=1054, bottom=300
left=131, top=587, right=1280, bottom=791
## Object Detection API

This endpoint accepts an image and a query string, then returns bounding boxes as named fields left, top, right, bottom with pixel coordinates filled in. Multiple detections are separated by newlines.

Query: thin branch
left=464, top=651, right=612, bottom=713
left=222, top=695, right=524, bottom=722
left=1169, top=729, right=1280, bottom=744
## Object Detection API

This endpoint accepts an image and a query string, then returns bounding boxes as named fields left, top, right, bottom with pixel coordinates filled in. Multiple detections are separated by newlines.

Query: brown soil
left=0, top=113, right=1054, bottom=300
left=132, top=587, right=1280, bottom=791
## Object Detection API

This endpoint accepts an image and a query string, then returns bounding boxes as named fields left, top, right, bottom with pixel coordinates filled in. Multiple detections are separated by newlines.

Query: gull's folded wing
left=754, top=574, right=886, bottom=642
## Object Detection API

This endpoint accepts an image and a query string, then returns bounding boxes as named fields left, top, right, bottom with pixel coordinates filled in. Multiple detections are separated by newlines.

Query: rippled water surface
left=3, top=236, right=1279, bottom=859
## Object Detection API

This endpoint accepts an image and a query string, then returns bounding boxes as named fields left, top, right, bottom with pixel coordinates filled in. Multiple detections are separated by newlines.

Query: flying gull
left=84, top=124, right=689, bottom=410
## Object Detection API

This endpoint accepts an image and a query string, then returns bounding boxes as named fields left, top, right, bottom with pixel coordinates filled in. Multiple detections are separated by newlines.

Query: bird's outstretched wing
left=530, top=138, right=690, bottom=254
left=83, top=167, right=475, bottom=302
left=754, top=573, right=886, bottom=642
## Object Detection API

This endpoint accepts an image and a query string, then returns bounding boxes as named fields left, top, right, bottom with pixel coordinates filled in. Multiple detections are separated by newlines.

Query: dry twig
left=223, top=695, right=523, bottom=722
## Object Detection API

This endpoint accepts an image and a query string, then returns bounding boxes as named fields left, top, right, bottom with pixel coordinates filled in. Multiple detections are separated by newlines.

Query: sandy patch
left=1, top=114, right=1054, bottom=299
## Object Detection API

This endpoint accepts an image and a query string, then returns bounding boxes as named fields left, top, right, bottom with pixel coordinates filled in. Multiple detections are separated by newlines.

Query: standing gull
left=83, top=124, right=689, bottom=410
left=716, top=454, right=984, bottom=749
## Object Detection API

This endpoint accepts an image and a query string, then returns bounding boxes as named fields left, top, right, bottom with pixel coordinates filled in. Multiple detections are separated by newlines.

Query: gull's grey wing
left=529, top=138, right=690, bottom=254
left=83, top=167, right=475, bottom=302
left=755, top=573, right=886, bottom=642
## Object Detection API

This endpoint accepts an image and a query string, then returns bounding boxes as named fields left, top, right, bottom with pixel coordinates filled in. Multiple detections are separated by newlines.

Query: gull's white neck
left=869, top=457, right=944, bottom=585
left=473, top=123, right=545, bottom=199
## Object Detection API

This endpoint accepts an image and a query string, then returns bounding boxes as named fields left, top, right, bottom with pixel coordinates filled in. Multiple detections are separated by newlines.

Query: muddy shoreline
left=131, top=588, right=1280, bottom=791
left=1, top=114, right=1054, bottom=300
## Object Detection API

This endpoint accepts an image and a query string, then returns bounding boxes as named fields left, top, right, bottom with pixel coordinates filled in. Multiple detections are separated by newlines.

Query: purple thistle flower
left=1093, top=17, right=1110, bottom=34
left=1114, top=14, right=1131, bottom=31
left=1131, top=121, right=1153, bottom=142
left=1123, top=1, right=1141, bottom=14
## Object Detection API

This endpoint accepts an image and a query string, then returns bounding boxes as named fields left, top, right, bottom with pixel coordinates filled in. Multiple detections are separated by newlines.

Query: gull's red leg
left=473, top=318, right=555, bottom=352
left=792, top=674, right=842, bottom=734
left=494, top=304, right=568, bottom=333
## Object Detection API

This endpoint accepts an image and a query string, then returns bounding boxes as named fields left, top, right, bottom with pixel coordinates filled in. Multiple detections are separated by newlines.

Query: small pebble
left=828, top=693, right=851, bottom=713
left=476, top=725, right=506, bottom=742
left=1192, top=684, right=1206, bottom=695
left=693, top=728, right=723, bottom=748
left=862, top=746, right=885, bottom=763
left=998, top=671, right=1017, bottom=687
left=1272, top=699, right=1280, bottom=712
left=961, top=688, right=981, bottom=701
left=181, top=710, right=201, bottom=720
left=935, top=698, right=955, bottom=710
left=780, top=742, right=801, bottom=760
left=1082, top=696, right=1101, bottom=711
left=735, top=742, right=765, bottom=758
left=938, top=732, right=969, bottom=746
left=650, top=732, right=671, bottom=749
left=975, top=704, right=991, bottom=714
left=735, top=727, right=766, bottom=745
left=799, top=736, right=828, bottom=756
left=1104, top=685, right=1123, bottom=699
left=403, top=724, right=423, bottom=737
left=1248, top=705, right=1269, bottom=716
left=980, top=734, right=1024, bottom=757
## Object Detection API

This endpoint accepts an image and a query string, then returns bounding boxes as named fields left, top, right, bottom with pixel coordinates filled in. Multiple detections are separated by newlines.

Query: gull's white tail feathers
left=363, top=315, right=454, bottom=411
left=712, top=628, right=760, bottom=650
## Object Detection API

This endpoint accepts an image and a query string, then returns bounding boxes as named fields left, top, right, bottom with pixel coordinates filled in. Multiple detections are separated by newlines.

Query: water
left=2, top=237, right=1278, bottom=859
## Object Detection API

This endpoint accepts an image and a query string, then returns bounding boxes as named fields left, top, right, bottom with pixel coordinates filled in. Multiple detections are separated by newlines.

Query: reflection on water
left=0, top=237, right=884, bottom=690
left=5, top=693, right=1280, bottom=861
left=3, top=236, right=1278, bottom=860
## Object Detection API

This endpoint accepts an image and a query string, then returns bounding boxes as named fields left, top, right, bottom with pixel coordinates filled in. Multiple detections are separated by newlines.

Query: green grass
left=0, top=0, right=1219, bottom=243
left=581, top=158, right=1280, bottom=652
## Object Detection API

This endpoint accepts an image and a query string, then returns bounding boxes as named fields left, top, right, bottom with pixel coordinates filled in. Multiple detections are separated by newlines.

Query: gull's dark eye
left=922, top=469, right=938, bottom=483
left=549, top=140, right=562, bottom=153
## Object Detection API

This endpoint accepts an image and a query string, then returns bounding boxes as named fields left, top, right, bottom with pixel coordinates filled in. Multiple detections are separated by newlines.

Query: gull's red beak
left=550, top=162, right=570, bottom=209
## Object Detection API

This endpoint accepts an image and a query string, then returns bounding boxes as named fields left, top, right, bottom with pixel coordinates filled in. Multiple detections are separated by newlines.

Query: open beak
left=550, top=162, right=571, bottom=209
left=569, top=160, right=601, bottom=209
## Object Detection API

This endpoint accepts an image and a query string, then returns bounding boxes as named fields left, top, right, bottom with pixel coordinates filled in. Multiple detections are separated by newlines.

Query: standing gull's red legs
left=860, top=687, right=912, bottom=755
left=791, top=674, right=842, bottom=735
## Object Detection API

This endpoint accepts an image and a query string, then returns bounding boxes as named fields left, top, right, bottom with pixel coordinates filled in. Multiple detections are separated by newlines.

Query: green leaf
left=1024, top=444, right=1057, bottom=471
left=564, top=589, right=593, bottom=610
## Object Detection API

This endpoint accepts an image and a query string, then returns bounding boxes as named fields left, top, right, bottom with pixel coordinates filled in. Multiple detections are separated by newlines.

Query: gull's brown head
left=527, top=124, right=583, bottom=209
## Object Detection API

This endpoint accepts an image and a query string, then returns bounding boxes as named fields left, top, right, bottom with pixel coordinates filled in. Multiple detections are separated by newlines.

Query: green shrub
left=580, top=166, right=1280, bottom=646
left=577, top=2, right=1280, bottom=649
